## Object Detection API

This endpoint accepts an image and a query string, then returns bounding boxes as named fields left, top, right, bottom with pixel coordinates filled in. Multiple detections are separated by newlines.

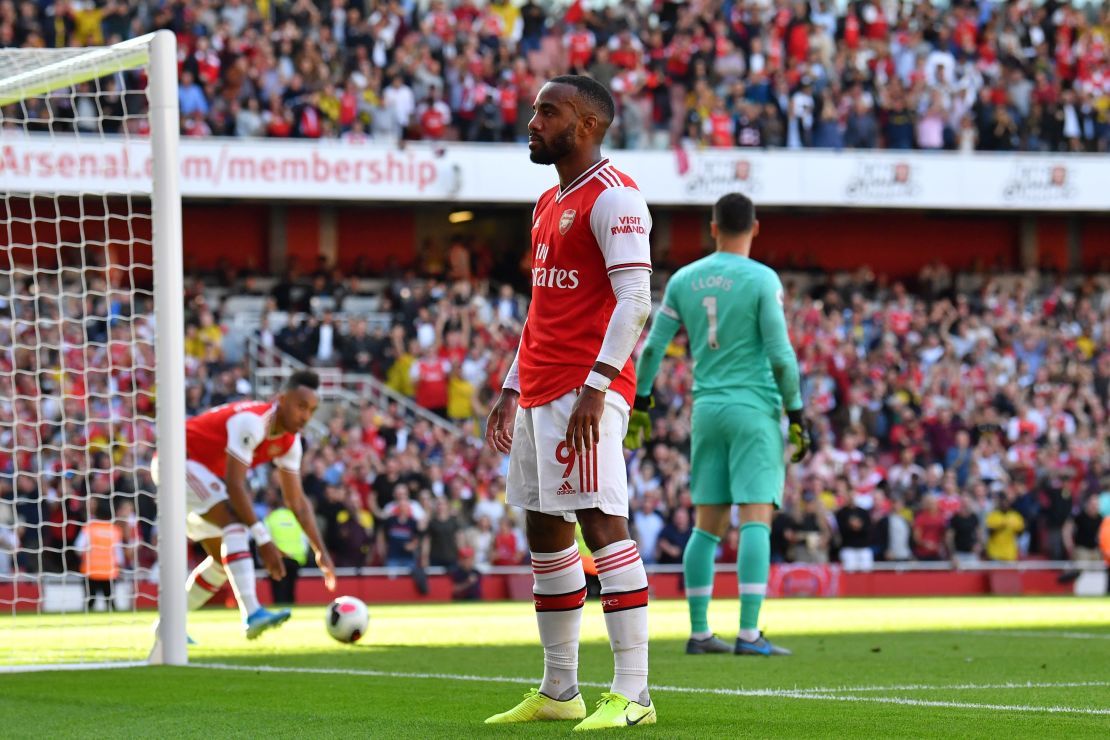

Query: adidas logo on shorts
left=556, top=480, right=576, bottom=495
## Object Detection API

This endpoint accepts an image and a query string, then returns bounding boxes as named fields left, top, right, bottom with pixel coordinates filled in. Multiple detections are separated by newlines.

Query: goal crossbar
left=0, top=33, right=158, bottom=108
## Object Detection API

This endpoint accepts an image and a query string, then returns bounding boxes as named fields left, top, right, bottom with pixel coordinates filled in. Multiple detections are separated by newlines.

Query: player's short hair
left=712, top=192, right=756, bottom=235
left=548, top=74, right=615, bottom=126
left=285, top=370, right=320, bottom=392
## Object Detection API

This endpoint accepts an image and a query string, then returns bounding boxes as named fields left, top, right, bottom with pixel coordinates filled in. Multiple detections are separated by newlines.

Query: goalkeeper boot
left=244, top=606, right=292, bottom=640
left=685, top=634, right=732, bottom=654
left=573, top=692, right=656, bottom=731
left=484, top=688, right=587, bottom=724
left=735, top=632, right=792, bottom=656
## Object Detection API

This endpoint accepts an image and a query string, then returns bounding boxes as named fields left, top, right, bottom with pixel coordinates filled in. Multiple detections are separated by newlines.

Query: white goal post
left=0, top=31, right=186, bottom=668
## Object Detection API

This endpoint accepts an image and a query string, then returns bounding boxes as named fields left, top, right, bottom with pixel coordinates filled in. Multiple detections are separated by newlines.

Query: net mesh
left=1, top=41, right=161, bottom=666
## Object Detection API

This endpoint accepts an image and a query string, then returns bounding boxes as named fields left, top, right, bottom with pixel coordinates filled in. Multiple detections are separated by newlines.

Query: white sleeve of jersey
left=272, top=435, right=303, bottom=473
left=589, top=186, right=652, bottom=275
left=595, top=267, right=652, bottom=371
left=502, top=346, right=521, bottom=392
left=225, top=412, right=266, bottom=466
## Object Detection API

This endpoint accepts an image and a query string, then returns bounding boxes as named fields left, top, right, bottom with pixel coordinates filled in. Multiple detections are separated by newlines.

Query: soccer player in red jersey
left=484, top=76, right=656, bottom=730
left=154, top=371, right=336, bottom=639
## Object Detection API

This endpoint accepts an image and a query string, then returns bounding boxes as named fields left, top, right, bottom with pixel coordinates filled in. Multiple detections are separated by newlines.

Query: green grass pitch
left=2, top=597, right=1109, bottom=738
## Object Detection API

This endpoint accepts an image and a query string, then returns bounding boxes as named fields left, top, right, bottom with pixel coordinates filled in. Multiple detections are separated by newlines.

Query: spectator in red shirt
left=564, top=23, right=595, bottom=71
left=491, top=516, right=524, bottom=566
left=417, top=88, right=452, bottom=140
left=411, top=349, right=451, bottom=418
left=913, top=496, right=948, bottom=561
left=704, top=98, right=735, bottom=147
left=497, top=78, right=519, bottom=142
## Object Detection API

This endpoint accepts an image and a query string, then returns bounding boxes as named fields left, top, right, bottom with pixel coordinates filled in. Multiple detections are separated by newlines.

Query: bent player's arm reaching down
left=273, top=443, right=337, bottom=591
left=223, top=447, right=286, bottom=583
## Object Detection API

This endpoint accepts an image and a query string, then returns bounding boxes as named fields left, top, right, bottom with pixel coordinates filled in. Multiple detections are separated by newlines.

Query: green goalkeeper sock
left=683, top=527, right=720, bottom=637
left=738, top=521, right=771, bottom=640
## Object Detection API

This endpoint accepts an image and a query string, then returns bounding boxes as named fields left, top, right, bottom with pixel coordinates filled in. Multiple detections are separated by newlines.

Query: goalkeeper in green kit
left=625, top=193, right=810, bottom=656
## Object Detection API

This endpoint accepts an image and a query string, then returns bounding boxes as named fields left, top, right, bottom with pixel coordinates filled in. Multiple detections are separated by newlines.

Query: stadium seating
left=4, top=265, right=1108, bottom=579
left=6, top=1, right=1109, bottom=151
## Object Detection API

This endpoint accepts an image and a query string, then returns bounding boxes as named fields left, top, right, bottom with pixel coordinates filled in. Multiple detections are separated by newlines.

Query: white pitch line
left=775, top=692, right=1110, bottom=717
left=788, top=680, right=1110, bottom=694
left=964, top=629, right=1110, bottom=641
left=0, top=660, right=147, bottom=674
left=192, top=662, right=1110, bottom=717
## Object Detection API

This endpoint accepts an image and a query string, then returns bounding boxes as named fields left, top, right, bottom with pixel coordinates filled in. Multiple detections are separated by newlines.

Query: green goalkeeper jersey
left=635, top=251, right=802, bottom=415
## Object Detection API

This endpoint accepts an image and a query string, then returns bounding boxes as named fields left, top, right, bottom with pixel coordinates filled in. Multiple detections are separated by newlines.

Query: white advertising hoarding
left=2, top=134, right=1107, bottom=211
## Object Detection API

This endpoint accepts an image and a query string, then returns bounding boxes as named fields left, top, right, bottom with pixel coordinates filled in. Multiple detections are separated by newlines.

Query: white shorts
left=152, top=456, right=228, bottom=542
left=507, top=390, right=630, bottom=522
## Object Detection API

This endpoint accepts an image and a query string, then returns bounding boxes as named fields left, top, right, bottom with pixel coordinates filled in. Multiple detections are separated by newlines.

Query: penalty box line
left=192, top=662, right=1110, bottom=717
left=963, top=629, right=1110, bottom=641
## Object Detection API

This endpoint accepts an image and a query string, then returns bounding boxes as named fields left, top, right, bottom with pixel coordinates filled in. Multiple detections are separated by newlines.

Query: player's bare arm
left=565, top=361, right=618, bottom=455
left=278, top=468, right=336, bottom=591
left=486, top=388, right=520, bottom=454
left=487, top=346, right=521, bottom=454
left=223, top=455, right=285, bottom=581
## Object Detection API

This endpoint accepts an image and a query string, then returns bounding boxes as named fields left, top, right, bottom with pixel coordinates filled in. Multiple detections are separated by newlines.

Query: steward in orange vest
left=79, top=500, right=122, bottom=611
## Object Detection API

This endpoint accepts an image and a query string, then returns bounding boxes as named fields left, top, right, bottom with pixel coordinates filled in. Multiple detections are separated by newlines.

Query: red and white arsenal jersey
left=519, top=158, right=652, bottom=409
left=185, top=400, right=302, bottom=479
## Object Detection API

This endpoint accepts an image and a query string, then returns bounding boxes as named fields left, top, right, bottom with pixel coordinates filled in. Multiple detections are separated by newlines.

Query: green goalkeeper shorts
left=690, top=402, right=785, bottom=508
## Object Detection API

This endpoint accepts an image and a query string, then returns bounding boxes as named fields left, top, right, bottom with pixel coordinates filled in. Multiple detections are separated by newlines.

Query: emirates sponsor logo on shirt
left=559, top=208, right=576, bottom=234
left=531, top=266, right=580, bottom=289
left=268, top=443, right=285, bottom=456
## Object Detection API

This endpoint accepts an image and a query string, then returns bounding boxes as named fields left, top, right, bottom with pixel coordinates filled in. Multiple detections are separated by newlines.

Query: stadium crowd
left=4, top=248, right=1110, bottom=584
left=4, top=0, right=1110, bottom=152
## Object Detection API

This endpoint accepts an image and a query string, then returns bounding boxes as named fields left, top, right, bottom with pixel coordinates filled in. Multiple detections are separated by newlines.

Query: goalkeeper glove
left=623, top=394, right=654, bottom=450
left=787, top=410, right=811, bottom=463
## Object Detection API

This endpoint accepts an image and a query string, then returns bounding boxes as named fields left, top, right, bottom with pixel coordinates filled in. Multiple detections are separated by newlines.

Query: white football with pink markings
left=326, top=596, right=369, bottom=644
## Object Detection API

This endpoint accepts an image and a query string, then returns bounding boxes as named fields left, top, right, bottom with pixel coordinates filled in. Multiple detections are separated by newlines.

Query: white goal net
left=0, top=32, right=187, bottom=669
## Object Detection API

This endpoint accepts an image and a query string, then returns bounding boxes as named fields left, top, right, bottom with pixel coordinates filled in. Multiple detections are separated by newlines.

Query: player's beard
left=529, top=123, right=576, bottom=165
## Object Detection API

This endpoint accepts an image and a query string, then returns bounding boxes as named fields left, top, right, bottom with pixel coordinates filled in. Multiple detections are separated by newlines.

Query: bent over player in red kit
left=484, top=75, right=656, bottom=731
left=154, top=370, right=336, bottom=641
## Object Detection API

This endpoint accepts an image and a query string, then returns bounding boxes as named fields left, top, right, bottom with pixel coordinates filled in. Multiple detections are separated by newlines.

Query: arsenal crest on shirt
left=559, top=209, right=576, bottom=234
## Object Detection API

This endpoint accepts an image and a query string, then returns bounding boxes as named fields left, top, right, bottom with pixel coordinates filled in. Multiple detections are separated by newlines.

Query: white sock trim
left=592, top=539, right=643, bottom=579
left=739, top=583, right=767, bottom=596
left=221, top=525, right=259, bottom=618
left=531, top=544, right=582, bottom=578
left=686, top=585, right=713, bottom=598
